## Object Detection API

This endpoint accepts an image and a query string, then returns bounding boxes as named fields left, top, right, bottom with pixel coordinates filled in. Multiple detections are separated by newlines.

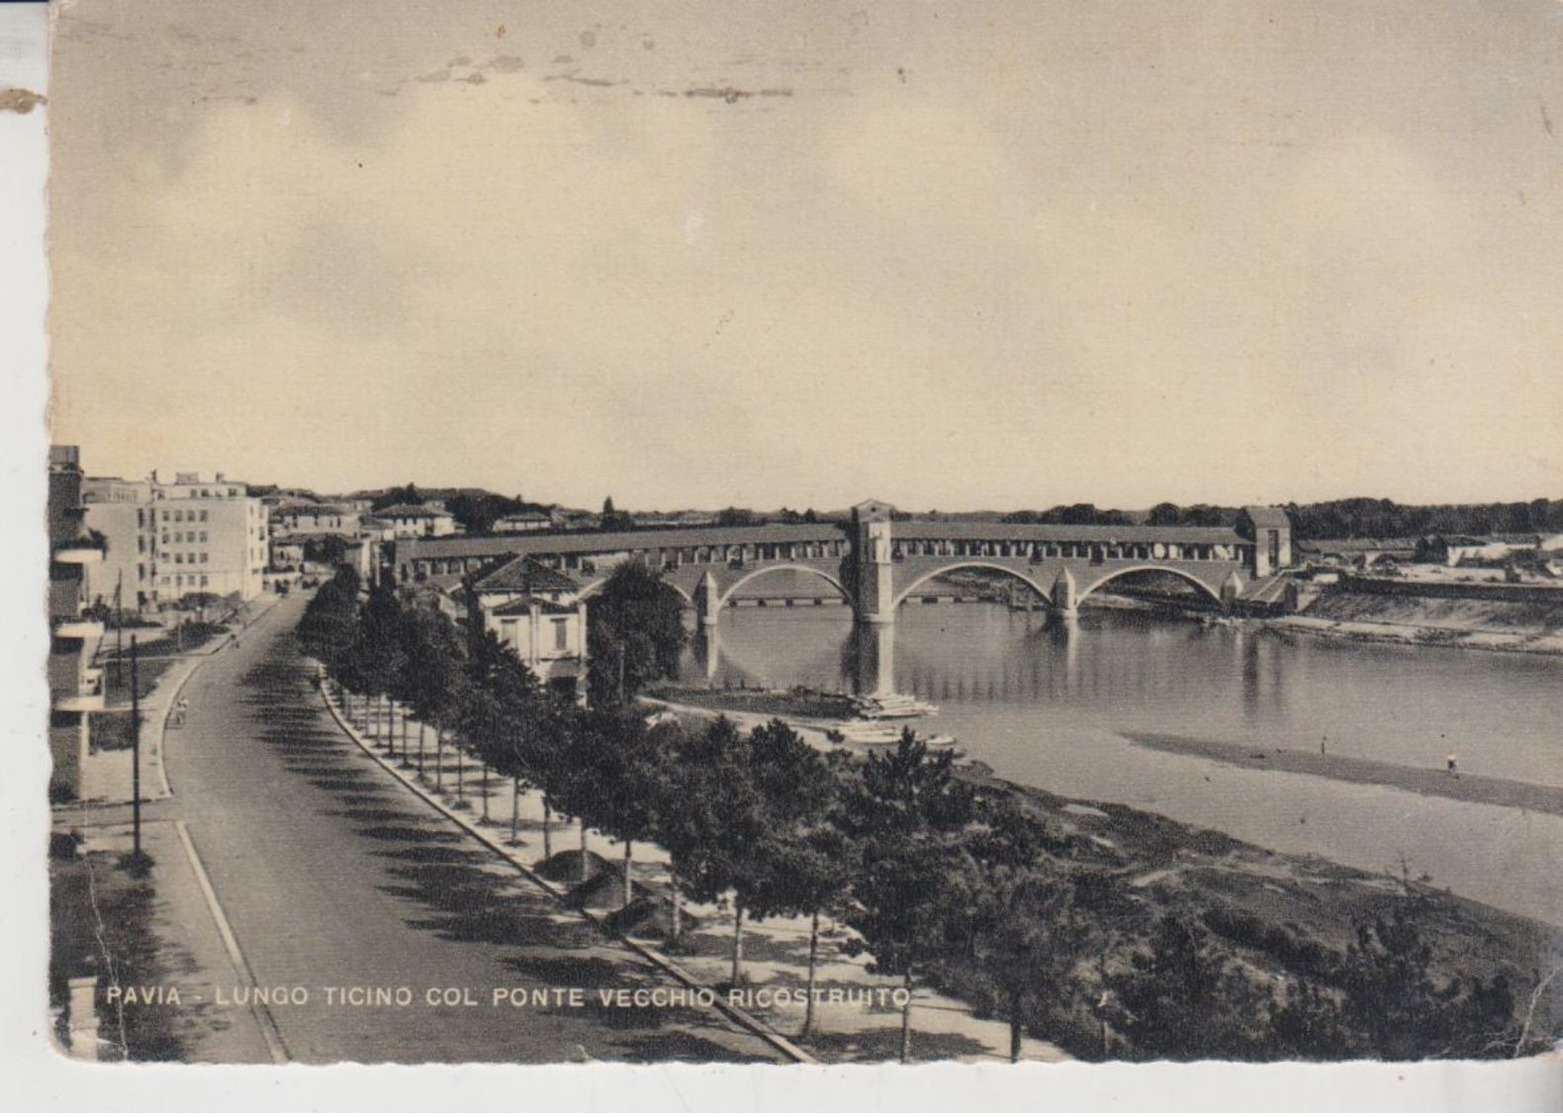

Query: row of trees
left=1283, top=497, right=1563, bottom=540
left=296, top=565, right=1073, bottom=1057
left=296, top=564, right=1539, bottom=1062
left=999, top=497, right=1563, bottom=539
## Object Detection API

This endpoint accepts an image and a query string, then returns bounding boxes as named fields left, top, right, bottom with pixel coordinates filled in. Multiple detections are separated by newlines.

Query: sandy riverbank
left=643, top=691, right=1558, bottom=1056
left=1120, top=731, right=1563, bottom=816
left=1272, top=591, right=1563, bottom=655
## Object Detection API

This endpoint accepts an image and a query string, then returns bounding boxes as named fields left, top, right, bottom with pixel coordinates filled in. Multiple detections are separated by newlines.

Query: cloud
left=46, top=0, right=1563, bottom=507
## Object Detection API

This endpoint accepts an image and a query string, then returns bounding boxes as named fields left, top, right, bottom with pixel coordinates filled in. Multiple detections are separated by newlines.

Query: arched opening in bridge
left=892, top=563, right=1054, bottom=612
left=716, top=565, right=853, bottom=614
left=1075, top=566, right=1224, bottom=610
left=577, top=575, right=696, bottom=610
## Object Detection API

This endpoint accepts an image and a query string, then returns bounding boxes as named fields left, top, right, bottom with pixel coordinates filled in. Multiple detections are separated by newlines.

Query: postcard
left=19, top=0, right=1562, bottom=1107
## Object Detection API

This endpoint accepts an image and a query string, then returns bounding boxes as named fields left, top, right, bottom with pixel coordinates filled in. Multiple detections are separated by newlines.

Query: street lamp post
left=130, top=635, right=142, bottom=860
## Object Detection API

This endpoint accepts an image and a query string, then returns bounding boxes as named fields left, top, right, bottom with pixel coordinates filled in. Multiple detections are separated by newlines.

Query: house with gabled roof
left=464, top=556, right=588, bottom=702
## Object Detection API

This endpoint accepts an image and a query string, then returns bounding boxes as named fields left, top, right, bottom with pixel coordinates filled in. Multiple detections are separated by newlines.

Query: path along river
left=679, top=601, right=1563, bottom=926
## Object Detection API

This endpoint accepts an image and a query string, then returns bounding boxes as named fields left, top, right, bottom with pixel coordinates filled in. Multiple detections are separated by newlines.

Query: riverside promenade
left=52, top=595, right=787, bottom=1064
left=320, top=682, right=1070, bottom=1065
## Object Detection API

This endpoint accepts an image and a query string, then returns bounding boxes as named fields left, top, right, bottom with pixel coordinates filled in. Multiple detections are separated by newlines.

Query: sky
left=45, top=0, right=1563, bottom=512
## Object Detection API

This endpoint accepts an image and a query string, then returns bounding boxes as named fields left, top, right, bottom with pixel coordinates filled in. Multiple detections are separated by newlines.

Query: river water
left=679, top=601, right=1563, bottom=925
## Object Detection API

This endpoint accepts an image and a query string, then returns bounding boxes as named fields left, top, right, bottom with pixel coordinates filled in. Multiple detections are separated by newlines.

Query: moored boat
left=850, top=693, right=940, bottom=719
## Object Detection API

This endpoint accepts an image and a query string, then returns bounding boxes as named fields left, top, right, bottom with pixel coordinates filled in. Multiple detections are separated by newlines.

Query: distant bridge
left=392, top=500, right=1293, bottom=625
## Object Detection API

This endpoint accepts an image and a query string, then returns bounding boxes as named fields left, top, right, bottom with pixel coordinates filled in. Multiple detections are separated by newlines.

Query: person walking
left=1446, top=754, right=1459, bottom=778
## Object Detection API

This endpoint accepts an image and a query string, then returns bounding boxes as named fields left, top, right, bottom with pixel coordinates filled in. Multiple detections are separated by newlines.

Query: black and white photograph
left=11, top=0, right=1563, bottom=1106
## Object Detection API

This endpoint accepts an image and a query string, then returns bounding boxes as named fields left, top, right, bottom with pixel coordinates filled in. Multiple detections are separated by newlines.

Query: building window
left=200, top=510, right=208, bottom=522
left=552, top=618, right=569, bottom=651
left=200, top=553, right=208, bottom=564
left=200, top=575, right=208, bottom=587
left=199, top=531, right=208, bottom=542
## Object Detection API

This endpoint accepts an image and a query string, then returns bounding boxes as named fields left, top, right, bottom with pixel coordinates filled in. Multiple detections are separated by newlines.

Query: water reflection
left=676, top=601, right=1563, bottom=923
left=679, top=602, right=1561, bottom=788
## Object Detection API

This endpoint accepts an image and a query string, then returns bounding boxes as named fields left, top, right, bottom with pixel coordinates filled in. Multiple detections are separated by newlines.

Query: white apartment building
left=84, top=470, right=269, bottom=607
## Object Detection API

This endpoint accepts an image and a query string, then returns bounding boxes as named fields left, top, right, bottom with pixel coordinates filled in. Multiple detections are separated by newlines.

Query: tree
left=1337, top=906, right=1519, bottom=1060
left=840, top=731, right=977, bottom=1062
left=372, top=483, right=423, bottom=511
left=651, top=718, right=765, bottom=966
left=715, top=721, right=848, bottom=993
left=966, top=867, right=1085, bottom=1062
left=599, top=496, right=634, bottom=532
left=1108, top=913, right=1257, bottom=1059
left=736, top=727, right=856, bottom=1035
left=354, top=581, right=407, bottom=757
left=297, top=566, right=362, bottom=682
left=586, top=562, right=688, bottom=707
left=715, top=507, right=761, bottom=527
left=552, top=708, right=668, bottom=902
left=301, top=534, right=350, bottom=567
left=397, top=603, right=467, bottom=781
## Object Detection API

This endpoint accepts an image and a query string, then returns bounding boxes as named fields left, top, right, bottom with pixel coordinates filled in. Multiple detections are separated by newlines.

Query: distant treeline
left=996, top=499, right=1563, bottom=540
left=1000, top=503, right=1231, bottom=527
left=1281, top=498, right=1563, bottom=540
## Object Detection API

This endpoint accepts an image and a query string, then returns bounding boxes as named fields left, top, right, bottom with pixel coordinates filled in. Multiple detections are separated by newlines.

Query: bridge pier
left=695, top=625, right=720, bottom=682
left=1052, top=567, right=1079, bottom=617
left=697, top=570, right=721, bottom=627
left=850, top=621, right=898, bottom=697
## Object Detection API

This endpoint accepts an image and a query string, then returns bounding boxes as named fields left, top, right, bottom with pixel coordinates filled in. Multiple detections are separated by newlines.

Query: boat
left=834, top=720, right=905, bottom=744
left=850, top=693, right=940, bottom=719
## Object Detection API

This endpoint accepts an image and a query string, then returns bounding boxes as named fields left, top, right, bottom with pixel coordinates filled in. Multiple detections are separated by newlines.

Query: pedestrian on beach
left=1447, top=754, right=1459, bottom=778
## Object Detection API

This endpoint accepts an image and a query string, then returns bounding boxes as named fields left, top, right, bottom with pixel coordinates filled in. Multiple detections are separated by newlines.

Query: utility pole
left=130, top=635, right=142, bottom=860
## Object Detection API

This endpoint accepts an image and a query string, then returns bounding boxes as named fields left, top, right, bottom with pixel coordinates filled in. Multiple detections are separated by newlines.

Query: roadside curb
left=314, top=675, right=816, bottom=1066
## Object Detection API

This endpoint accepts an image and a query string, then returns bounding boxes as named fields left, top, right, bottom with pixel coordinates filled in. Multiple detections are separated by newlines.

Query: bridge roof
left=397, top=522, right=849, bottom=561
left=891, top=522, right=1245, bottom=545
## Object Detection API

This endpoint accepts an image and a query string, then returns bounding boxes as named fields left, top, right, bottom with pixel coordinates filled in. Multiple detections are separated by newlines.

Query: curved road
left=165, top=593, right=778, bottom=1064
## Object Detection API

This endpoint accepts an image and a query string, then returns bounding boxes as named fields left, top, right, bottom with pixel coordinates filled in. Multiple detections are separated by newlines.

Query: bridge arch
left=891, top=562, right=1054, bottom=610
left=1075, top=565, right=1225, bottom=608
left=716, top=564, right=853, bottom=610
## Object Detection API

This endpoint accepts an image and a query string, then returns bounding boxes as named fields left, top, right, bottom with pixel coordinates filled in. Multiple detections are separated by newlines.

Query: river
left=679, top=600, right=1563, bottom=925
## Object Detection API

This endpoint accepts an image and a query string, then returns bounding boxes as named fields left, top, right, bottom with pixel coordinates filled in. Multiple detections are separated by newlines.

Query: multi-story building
left=492, top=511, right=553, bottom=534
left=270, top=501, right=358, bottom=536
left=376, top=503, right=459, bottom=539
left=81, top=477, right=152, bottom=614
left=83, top=470, right=269, bottom=608
left=49, top=446, right=106, bottom=802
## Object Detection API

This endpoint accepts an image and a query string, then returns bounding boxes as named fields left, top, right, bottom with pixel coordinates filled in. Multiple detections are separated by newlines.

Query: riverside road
left=160, top=593, right=780, bottom=1064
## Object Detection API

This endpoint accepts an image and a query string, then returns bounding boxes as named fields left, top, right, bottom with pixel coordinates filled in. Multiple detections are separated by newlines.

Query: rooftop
left=377, top=503, right=450, bottom=519
left=1241, top=506, right=1293, bottom=530
left=471, top=555, right=582, bottom=595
